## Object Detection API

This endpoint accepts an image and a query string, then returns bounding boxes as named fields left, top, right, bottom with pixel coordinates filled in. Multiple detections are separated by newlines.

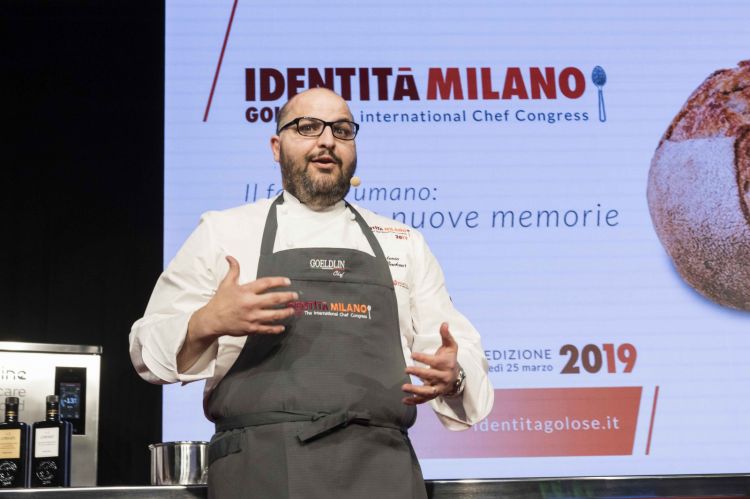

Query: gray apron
left=206, top=196, right=427, bottom=499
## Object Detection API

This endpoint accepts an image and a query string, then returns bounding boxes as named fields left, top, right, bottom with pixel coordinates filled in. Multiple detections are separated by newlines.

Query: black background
left=3, top=0, right=165, bottom=485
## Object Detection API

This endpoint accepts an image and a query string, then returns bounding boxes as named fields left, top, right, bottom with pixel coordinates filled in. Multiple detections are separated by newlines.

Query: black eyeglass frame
left=276, top=116, right=360, bottom=140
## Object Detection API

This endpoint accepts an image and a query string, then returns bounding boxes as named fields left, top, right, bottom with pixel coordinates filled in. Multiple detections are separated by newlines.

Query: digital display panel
left=59, top=382, right=81, bottom=421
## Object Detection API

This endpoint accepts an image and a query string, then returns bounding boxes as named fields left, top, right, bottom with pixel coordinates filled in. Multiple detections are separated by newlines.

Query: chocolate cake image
left=647, top=60, right=750, bottom=310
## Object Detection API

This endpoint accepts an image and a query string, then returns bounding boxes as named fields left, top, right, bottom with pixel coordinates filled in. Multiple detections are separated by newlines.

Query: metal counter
left=1, top=474, right=749, bottom=498
left=0, top=342, right=102, bottom=487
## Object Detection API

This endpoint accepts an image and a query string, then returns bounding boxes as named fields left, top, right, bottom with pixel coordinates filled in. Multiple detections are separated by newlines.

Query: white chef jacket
left=129, top=192, right=493, bottom=430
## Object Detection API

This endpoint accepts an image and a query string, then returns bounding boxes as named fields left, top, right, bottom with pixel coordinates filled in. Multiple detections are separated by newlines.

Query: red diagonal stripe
left=203, top=0, right=239, bottom=122
left=645, top=385, right=659, bottom=455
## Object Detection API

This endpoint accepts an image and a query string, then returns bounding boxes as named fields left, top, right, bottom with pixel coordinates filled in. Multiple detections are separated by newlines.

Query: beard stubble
left=279, top=148, right=357, bottom=209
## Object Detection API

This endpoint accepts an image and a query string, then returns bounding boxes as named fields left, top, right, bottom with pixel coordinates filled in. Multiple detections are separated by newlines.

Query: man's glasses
left=277, top=117, right=360, bottom=140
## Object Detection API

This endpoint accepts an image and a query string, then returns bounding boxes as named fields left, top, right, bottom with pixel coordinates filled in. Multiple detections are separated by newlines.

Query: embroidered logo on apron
left=289, top=300, right=373, bottom=319
left=309, top=258, right=347, bottom=277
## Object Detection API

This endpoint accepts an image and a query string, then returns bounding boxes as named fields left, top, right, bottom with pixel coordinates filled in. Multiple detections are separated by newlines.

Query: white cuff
left=131, top=312, right=218, bottom=384
left=429, top=350, right=494, bottom=430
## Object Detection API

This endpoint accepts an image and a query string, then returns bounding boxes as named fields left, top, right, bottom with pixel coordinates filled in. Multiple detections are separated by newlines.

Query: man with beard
left=130, top=88, right=493, bottom=499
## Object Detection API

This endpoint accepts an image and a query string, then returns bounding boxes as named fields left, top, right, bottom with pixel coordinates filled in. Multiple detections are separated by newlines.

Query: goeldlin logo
left=237, top=65, right=609, bottom=125
left=309, top=258, right=346, bottom=278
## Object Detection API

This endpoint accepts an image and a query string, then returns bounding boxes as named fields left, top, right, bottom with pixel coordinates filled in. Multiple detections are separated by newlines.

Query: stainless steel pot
left=149, top=441, right=209, bottom=485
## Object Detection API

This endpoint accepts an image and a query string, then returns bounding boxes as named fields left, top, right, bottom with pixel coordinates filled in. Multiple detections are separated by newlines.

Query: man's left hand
left=402, top=322, right=459, bottom=405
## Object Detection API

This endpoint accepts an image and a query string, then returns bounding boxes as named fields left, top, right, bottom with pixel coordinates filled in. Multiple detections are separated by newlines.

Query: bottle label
left=35, top=460, right=58, bottom=484
left=0, top=460, right=19, bottom=486
left=0, top=429, right=21, bottom=459
left=34, top=427, right=59, bottom=458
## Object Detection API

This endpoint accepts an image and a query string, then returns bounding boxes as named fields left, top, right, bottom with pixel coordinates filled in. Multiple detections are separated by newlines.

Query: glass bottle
left=31, top=395, right=72, bottom=487
left=0, top=396, right=30, bottom=488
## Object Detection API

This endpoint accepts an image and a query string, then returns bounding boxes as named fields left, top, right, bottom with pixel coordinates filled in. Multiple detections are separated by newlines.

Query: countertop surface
left=1, top=474, right=750, bottom=498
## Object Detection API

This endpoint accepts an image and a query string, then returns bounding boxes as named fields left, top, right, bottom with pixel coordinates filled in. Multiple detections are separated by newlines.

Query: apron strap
left=296, top=409, right=372, bottom=443
left=259, top=195, right=284, bottom=256
left=345, top=202, right=388, bottom=262
left=215, top=409, right=404, bottom=443
left=259, top=195, right=390, bottom=264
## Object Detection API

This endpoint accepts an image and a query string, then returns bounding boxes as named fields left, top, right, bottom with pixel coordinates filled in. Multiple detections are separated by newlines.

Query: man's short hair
left=275, top=88, right=350, bottom=133
left=276, top=100, right=291, bottom=130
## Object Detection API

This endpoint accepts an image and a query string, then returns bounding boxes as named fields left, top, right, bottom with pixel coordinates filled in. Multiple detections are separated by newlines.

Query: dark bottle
left=31, top=395, right=72, bottom=487
left=0, top=397, right=30, bottom=488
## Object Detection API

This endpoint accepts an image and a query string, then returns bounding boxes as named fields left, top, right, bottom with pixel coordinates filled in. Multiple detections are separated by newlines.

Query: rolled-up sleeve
left=129, top=213, right=223, bottom=384
left=408, top=233, right=494, bottom=430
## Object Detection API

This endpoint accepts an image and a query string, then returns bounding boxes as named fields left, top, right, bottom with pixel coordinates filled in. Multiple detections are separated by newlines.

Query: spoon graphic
left=591, top=66, right=607, bottom=122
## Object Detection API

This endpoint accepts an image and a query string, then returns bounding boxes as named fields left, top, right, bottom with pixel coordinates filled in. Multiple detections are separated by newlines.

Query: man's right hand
left=177, top=255, right=297, bottom=372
